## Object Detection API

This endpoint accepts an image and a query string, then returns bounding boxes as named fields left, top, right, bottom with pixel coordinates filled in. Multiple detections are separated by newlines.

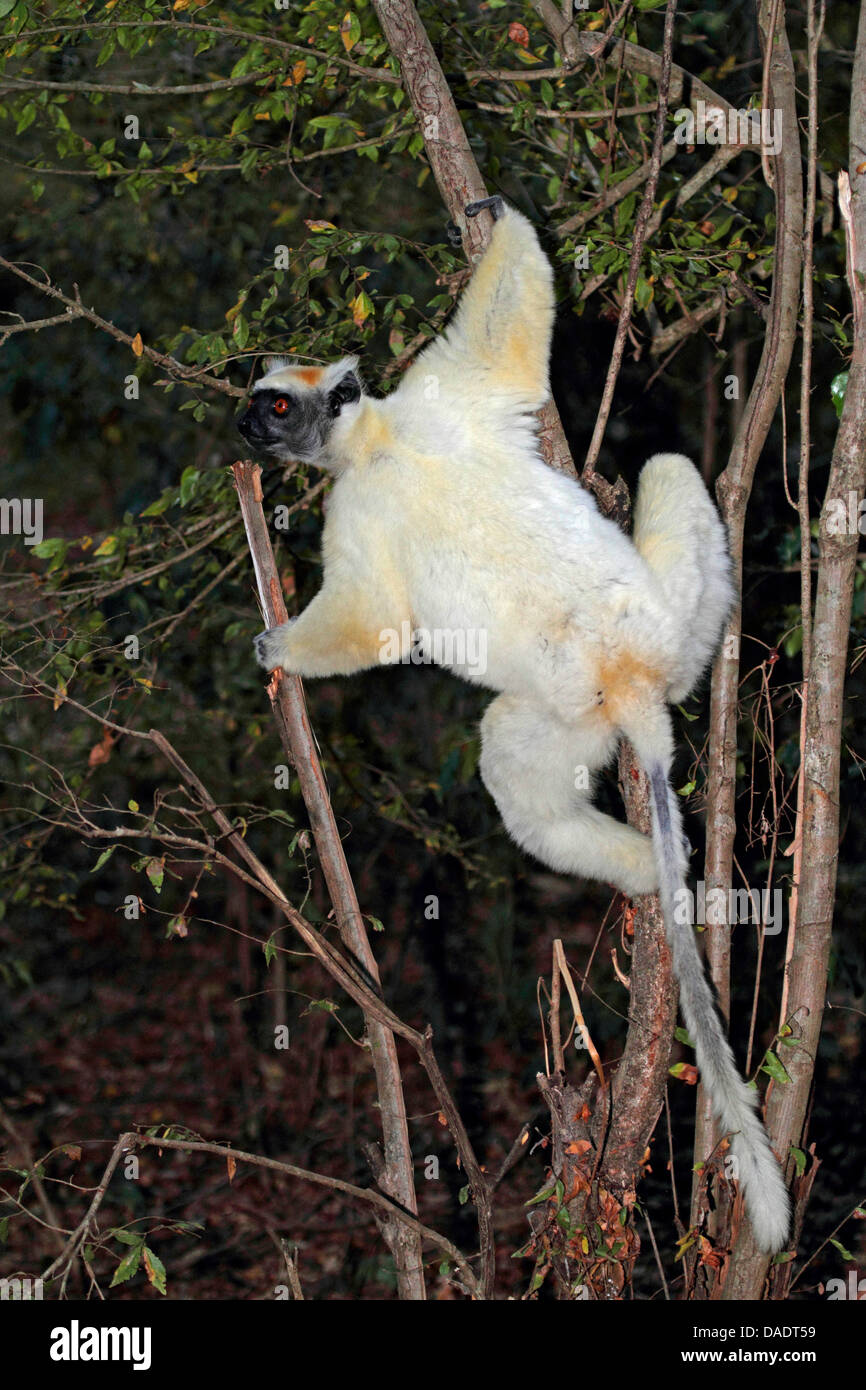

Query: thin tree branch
left=8, top=19, right=399, bottom=86
left=175, top=460, right=428, bottom=1300
left=1, top=73, right=282, bottom=96
left=4, top=659, right=492, bottom=1297
left=40, top=1132, right=478, bottom=1296
left=698, top=0, right=804, bottom=1284
left=371, top=0, right=576, bottom=484
left=755, top=5, right=866, bottom=1300
left=0, top=253, right=242, bottom=398
left=583, top=0, right=677, bottom=475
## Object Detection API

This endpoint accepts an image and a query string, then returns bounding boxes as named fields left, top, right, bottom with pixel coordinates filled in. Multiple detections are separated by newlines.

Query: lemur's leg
left=444, top=201, right=555, bottom=408
left=255, top=585, right=408, bottom=679
left=632, top=452, right=735, bottom=702
left=479, top=694, right=658, bottom=897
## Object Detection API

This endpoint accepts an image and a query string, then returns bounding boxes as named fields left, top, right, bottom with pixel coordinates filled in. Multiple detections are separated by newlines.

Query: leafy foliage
left=0, top=0, right=863, bottom=1299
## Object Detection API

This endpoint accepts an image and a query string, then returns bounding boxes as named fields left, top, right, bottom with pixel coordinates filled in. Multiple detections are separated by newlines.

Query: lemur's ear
left=324, top=358, right=362, bottom=416
left=262, top=355, right=291, bottom=376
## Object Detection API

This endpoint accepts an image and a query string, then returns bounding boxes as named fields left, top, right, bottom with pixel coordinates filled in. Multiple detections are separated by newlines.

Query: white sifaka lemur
left=237, top=197, right=789, bottom=1254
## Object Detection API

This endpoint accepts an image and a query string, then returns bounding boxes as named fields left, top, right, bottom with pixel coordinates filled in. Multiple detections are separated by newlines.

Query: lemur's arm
left=254, top=561, right=411, bottom=678
left=404, top=199, right=555, bottom=411
left=255, top=587, right=388, bottom=678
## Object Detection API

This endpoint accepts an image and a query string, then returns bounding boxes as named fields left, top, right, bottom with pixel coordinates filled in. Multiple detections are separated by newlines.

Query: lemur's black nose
left=237, top=409, right=258, bottom=440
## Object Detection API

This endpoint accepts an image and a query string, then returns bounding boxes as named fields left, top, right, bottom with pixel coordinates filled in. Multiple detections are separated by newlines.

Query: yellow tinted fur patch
left=344, top=403, right=395, bottom=461
left=597, top=651, right=664, bottom=723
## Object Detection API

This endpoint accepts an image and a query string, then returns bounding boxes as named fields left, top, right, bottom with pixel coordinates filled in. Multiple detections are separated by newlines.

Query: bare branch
left=371, top=0, right=575, bottom=483
left=41, top=1131, right=479, bottom=1296
left=583, top=0, right=678, bottom=476
left=0, top=253, right=243, bottom=398
left=1, top=73, right=282, bottom=97
left=698, top=0, right=804, bottom=1280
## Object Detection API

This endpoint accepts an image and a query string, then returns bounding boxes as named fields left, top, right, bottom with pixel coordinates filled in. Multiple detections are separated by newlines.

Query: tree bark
left=372, top=0, right=693, bottom=1298
left=694, top=0, right=803, bottom=1278
left=371, top=0, right=575, bottom=478
left=724, top=0, right=866, bottom=1299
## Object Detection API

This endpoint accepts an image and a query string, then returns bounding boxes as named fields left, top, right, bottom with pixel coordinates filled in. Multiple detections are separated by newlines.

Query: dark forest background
left=0, top=0, right=863, bottom=1300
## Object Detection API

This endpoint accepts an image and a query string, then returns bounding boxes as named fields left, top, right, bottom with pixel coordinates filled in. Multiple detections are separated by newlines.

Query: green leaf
left=90, top=846, right=117, bottom=874
left=30, top=537, right=66, bottom=560
left=140, top=490, right=173, bottom=517
left=145, top=859, right=164, bottom=894
left=263, top=935, right=277, bottom=967
left=634, top=274, right=654, bottom=311
left=179, top=467, right=200, bottom=507
left=709, top=215, right=735, bottom=243
left=831, top=370, right=849, bottom=419
left=15, top=102, right=37, bottom=135
left=96, top=36, right=117, bottom=67
left=830, top=1237, right=855, bottom=1262
left=783, top=625, right=803, bottom=659
left=669, top=1061, right=693, bottom=1080
left=342, top=12, right=362, bottom=49
left=458, top=1184, right=470, bottom=1205
left=790, top=1146, right=807, bottom=1178
left=111, top=1229, right=143, bottom=1246
left=110, top=1244, right=142, bottom=1287
left=525, top=1181, right=557, bottom=1207
left=761, top=1050, right=791, bottom=1085
left=230, top=110, right=253, bottom=138
left=143, top=1246, right=167, bottom=1295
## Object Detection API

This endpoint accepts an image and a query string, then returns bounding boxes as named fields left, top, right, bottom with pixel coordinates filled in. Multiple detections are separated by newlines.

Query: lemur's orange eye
left=273, top=397, right=290, bottom=415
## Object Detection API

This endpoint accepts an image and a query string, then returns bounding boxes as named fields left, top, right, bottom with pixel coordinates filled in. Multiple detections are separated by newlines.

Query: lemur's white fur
left=246, top=205, right=789, bottom=1254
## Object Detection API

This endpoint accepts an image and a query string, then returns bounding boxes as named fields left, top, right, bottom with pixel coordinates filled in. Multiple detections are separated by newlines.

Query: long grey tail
left=646, top=762, right=790, bottom=1254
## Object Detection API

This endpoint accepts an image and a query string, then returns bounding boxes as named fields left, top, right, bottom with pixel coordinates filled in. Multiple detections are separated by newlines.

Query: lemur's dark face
left=237, top=365, right=361, bottom=464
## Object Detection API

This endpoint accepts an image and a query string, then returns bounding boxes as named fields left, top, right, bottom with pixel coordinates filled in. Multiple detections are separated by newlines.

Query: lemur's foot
left=465, top=194, right=506, bottom=221
left=254, top=622, right=293, bottom=672
left=445, top=220, right=463, bottom=248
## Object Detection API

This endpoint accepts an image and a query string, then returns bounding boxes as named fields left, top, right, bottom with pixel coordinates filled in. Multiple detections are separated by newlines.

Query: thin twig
left=583, top=0, right=678, bottom=476
left=0, top=253, right=242, bottom=398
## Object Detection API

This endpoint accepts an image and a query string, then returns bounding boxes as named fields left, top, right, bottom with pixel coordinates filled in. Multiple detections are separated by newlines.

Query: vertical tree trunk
left=724, top=1, right=866, bottom=1295
left=694, top=1, right=803, bottom=1273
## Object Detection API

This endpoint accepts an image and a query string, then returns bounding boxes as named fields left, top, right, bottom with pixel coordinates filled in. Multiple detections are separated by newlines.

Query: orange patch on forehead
left=294, top=367, right=323, bottom=387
